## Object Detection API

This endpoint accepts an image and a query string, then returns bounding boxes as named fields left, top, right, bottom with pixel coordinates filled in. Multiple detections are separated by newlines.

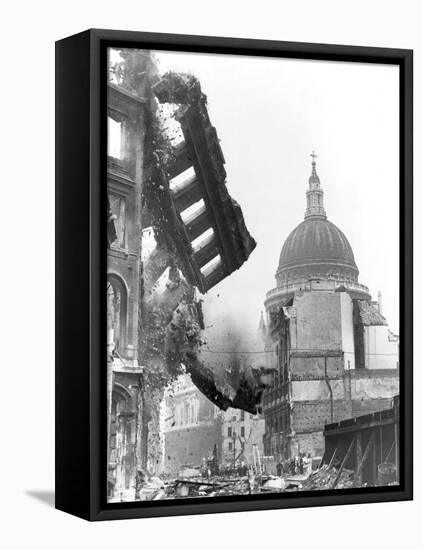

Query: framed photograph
left=55, top=29, right=413, bottom=521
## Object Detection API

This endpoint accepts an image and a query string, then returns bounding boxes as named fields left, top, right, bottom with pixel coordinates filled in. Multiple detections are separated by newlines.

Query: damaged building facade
left=107, top=49, right=263, bottom=501
left=162, top=374, right=265, bottom=475
left=106, top=56, right=153, bottom=499
left=262, top=155, right=399, bottom=460
left=220, top=407, right=265, bottom=471
left=161, top=375, right=223, bottom=475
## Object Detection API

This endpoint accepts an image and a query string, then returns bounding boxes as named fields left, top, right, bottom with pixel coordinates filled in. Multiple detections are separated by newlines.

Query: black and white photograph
left=106, top=47, right=401, bottom=503
left=2, top=0, right=420, bottom=543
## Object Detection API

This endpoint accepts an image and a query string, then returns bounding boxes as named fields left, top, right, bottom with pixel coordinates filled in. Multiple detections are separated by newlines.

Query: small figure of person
left=294, top=456, right=300, bottom=474
left=276, top=460, right=283, bottom=477
left=299, top=454, right=304, bottom=475
left=303, top=453, right=311, bottom=475
left=201, top=457, right=208, bottom=479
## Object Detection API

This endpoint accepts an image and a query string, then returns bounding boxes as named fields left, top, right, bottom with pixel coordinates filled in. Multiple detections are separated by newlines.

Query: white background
left=1, top=0, right=420, bottom=548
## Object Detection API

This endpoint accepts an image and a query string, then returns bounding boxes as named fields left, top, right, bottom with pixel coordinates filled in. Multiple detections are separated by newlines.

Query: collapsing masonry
left=141, top=70, right=274, bottom=418
left=106, top=49, right=271, bottom=500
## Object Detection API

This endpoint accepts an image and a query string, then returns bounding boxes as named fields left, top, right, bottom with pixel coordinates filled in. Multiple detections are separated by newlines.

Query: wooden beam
left=384, top=440, right=395, bottom=463
left=394, top=422, right=399, bottom=482
left=354, top=432, right=375, bottom=486
left=332, top=436, right=356, bottom=489
left=379, top=426, right=383, bottom=465
left=372, top=429, right=378, bottom=485
left=356, top=431, right=363, bottom=485
left=327, top=447, right=337, bottom=470
left=323, top=417, right=396, bottom=437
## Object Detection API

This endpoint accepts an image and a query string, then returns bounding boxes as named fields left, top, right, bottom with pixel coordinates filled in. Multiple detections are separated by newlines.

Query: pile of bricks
left=300, top=465, right=355, bottom=491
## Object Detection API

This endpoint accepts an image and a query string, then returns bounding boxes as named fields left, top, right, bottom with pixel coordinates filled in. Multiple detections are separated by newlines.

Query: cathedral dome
left=275, top=153, right=360, bottom=287
left=265, top=153, right=370, bottom=309
left=277, top=217, right=358, bottom=279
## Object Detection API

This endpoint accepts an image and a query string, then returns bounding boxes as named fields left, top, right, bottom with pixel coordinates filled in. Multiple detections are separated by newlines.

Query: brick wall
left=290, top=354, right=344, bottom=380
left=293, top=399, right=352, bottom=432
left=291, top=379, right=346, bottom=401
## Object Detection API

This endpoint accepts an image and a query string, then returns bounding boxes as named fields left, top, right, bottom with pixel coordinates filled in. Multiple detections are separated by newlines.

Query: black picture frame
left=55, top=28, right=413, bottom=521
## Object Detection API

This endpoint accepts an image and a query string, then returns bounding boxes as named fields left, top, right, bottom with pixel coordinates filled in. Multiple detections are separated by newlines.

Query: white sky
left=153, top=51, right=399, bottom=338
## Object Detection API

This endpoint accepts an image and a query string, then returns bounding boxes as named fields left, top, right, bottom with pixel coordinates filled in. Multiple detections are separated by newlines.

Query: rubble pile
left=137, top=472, right=290, bottom=500
left=300, top=465, right=355, bottom=491
left=135, top=463, right=363, bottom=501
left=138, top=476, right=251, bottom=500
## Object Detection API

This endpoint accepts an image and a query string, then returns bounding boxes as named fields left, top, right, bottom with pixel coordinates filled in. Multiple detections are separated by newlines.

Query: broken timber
left=331, top=436, right=356, bottom=489
left=324, top=396, right=399, bottom=487
left=354, top=432, right=375, bottom=486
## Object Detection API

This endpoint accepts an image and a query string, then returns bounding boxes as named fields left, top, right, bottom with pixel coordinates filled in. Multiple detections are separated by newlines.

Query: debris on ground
left=135, top=461, right=375, bottom=500
left=137, top=472, right=287, bottom=500
left=262, top=476, right=286, bottom=491
left=299, top=465, right=355, bottom=491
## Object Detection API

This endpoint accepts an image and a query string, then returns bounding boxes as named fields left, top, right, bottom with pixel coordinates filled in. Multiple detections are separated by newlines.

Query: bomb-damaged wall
left=290, top=352, right=344, bottom=380
left=140, top=70, right=270, bottom=419
left=290, top=370, right=399, bottom=452
left=288, top=291, right=356, bottom=451
left=107, top=49, right=267, bottom=497
left=110, top=50, right=264, bottom=477
left=350, top=369, right=399, bottom=416
left=292, top=400, right=353, bottom=433
left=290, top=291, right=344, bottom=352
left=265, top=290, right=398, bottom=460
left=289, top=290, right=355, bottom=366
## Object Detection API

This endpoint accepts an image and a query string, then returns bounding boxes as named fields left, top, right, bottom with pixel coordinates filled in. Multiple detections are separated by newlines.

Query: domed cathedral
left=268, top=151, right=370, bottom=307
left=262, top=153, right=399, bottom=461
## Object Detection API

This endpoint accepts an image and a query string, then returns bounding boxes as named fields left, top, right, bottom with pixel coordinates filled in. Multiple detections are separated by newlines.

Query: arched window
left=107, top=275, right=128, bottom=355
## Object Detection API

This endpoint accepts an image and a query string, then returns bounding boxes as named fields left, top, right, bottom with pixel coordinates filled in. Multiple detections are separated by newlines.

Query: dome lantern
left=305, top=151, right=326, bottom=219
